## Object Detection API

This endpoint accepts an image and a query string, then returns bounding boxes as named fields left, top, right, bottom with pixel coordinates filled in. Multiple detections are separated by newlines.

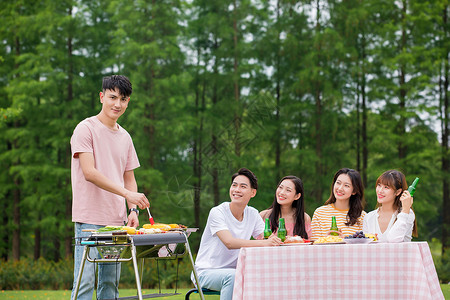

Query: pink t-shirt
left=285, top=222, right=312, bottom=239
left=71, top=116, right=140, bottom=226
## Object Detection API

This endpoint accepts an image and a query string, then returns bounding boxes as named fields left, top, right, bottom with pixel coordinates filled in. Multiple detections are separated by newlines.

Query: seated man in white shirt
left=193, top=168, right=282, bottom=300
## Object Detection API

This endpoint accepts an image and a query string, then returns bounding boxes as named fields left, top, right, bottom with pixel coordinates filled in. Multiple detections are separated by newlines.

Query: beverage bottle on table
left=264, top=218, right=272, bottom=239
left=277, top=218, right=287, bottom=242
left=330, top=216, right=339, bottom=236
left=407, top=177, right=419, bottom=197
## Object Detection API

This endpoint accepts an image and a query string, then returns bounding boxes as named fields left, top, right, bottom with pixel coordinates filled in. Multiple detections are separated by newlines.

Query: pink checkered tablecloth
left=232, top=242, right=444, bottom=300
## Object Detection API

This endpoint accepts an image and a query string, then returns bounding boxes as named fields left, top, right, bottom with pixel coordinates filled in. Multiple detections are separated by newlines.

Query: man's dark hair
left=102, top=75, right=132, bottom=97
left=231, top=168, right=258, bottom=190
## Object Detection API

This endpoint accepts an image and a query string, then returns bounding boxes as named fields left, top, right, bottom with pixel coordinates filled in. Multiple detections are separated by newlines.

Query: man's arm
left=216, top=230, right=282, bottom=249
left=78, top=152, right=149, bottom=209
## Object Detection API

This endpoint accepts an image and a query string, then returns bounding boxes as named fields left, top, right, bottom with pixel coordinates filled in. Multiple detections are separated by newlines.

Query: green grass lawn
left=441, top=284, right=449, bottom=299
left=1, top=286, right=449, bottom=299
left=0, top=288, right=219, bottom=299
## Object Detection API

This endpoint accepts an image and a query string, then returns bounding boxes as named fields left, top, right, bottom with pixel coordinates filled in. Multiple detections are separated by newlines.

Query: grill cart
left=73, top=229, right=205, bottom=300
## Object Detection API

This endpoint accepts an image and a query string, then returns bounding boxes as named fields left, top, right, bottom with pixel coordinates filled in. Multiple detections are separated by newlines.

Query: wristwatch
left=129, top=208, right=139, bottom=216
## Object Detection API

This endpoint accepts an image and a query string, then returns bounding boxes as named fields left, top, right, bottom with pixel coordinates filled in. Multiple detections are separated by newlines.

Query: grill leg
left=131, top=244, right=143, bottom=300
left=184, top=232, right=204, bottom=300
left=139, top=258, right=145, bottom=289
left=73, top=245, right=88, bottom=300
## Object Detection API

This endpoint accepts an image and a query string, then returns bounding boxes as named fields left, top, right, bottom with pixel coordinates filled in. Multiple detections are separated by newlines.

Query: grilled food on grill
left=138, top=228, right=163, bottom=234
left=121, top=226, right=137, bottom=235
left=96, top=226, right=124, bottom=232
left=143, top=223, right=172, bottom=230
left=142, top=223, right=186, bottom=230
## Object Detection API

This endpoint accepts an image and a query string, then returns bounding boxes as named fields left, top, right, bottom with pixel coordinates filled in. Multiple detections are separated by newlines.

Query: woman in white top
left=363, top=170, right=417, bottom=242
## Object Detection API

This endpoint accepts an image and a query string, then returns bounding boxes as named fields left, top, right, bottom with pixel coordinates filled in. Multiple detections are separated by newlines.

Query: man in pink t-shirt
left=70, top=75, right=150, bottom=300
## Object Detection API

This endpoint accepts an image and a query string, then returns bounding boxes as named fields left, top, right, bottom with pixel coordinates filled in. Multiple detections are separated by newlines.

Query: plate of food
left=343, top=238, right=372, bottom=244
left=344, top=231, right=377, bottom=244
left=313, top=236, right=344, bottom=245
left=281, top=235, right=311, bottom=245
left=281, top=242, right=312, bottom=246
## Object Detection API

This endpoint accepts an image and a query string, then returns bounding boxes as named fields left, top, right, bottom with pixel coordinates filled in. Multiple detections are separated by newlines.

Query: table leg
left=131, top=244, right=143, bottom=300
left=73, top=245, right=88, bottom=300
left=184, top=233, right=204, bottom=300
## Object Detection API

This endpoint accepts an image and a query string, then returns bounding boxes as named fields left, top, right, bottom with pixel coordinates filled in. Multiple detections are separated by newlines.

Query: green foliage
left=430, top=238, right=450, bottom=283
left=0, top=256, right=195, bottom=290
left=0, top=258, right=73, bottom=290
left=0, top=0, right=448, bottom=264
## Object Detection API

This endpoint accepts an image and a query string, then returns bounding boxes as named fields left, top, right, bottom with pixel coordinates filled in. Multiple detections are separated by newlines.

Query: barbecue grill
left=73, top=229, right=205, bottom=300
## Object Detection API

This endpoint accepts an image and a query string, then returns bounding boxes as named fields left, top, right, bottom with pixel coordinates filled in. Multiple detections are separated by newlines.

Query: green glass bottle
left=277, top=218, right=287, bottom=242
left=330, top=216, right=339, bottom=236
left=264, top=218, right=272, bottom=239
left=407, top=177, right=419, bottom=197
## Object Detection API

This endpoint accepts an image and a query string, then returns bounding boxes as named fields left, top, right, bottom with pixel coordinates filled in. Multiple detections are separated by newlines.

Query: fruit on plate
left=364, top=233, right=378, bottom=241
left=344, top=231, right=376, bottom=241
left=344, top=231, right=367, bottom=239
left=284, top=235, right=305, bottom=243
left=314, top=236, right=343, bottom=244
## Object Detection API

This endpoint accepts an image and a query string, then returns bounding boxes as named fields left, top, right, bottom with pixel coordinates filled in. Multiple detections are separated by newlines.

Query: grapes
left=344, top=231, right=366, bottom=239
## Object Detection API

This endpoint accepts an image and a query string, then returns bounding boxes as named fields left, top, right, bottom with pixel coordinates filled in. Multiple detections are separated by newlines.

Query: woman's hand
left=327, top=229, right=344, bottom=238
left=400, top=190, right=413, bottom=214
left=265, top=234, right=283, bottom=246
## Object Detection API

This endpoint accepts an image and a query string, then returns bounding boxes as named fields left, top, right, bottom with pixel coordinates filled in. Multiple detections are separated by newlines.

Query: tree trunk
left=442, top=4, right=449, bottom=254
left=314, top=0, right=323, bottom=203
left=212, top=39, right=220, bottom=207
left=147, top=6, right=156, bottom=169
left=193, top=47, right=205, bottom=228
left=13, top=176, right=20, bottom=261
left=356, top=78, right=361, bottom=172
left=275, top=0, right=281, bottom=182
left=212, top=137, right=220, bottom=207
left=361, top=34, right=368, bottom=188
left=147, top=98, right=155, bottom=168
left=34, top=215, right=41, bottom=260
left=233, top=0, right=240, bottom=158
left=398, top=0, right=407, bottom=162
left=12, top=36, right=21, bottom=262
left=2, top=191, right=9, bottom=260
left=65, top=5, right=74, bottom=259
left=53, top=233, right=61, bottom=262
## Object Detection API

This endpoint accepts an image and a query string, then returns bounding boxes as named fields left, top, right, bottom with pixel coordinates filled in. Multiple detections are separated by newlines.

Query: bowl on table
left=343, top=238, right=373, bottom=244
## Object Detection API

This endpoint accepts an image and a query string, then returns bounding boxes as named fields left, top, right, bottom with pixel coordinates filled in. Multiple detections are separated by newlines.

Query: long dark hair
left=267, top=176, right=308, bottom=239
left=375, top=170, right=418, bottom=237
left=324, top=168, right=365, bottom=226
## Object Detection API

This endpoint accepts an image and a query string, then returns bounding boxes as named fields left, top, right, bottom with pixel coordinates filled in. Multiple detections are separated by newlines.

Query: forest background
left=0, top=0, right=449, bottom=287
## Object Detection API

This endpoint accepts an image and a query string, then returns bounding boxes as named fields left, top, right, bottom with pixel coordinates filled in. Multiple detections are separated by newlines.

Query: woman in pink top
left=260, top=176, right=312, bottom=239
